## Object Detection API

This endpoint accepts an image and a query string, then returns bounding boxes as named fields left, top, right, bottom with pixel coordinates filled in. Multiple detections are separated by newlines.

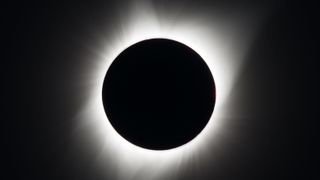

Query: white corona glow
left=74, top=1, right=264, bottom=180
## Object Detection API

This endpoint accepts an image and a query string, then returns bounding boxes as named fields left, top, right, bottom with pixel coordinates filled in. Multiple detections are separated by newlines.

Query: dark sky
left=4, top=0, right=313, bottom=179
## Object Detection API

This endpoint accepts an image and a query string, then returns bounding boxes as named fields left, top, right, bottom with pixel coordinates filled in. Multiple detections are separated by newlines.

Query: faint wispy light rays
left=71, top=0, right=275, bottom=180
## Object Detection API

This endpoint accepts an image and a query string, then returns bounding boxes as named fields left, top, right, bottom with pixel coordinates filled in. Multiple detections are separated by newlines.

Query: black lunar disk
left=102, top=39, right=216, bottom=150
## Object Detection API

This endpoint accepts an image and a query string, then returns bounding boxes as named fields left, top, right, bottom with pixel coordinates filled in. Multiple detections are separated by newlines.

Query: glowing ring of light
left=77, top=1, right=253, bottom=178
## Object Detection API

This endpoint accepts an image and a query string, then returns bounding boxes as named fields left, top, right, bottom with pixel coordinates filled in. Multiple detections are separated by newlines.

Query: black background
left=4, top=0, right=314, bottom=179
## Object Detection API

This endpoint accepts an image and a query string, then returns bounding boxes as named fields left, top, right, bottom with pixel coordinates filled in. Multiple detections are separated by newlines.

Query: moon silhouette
left=102, top=39, right=216, bottom=150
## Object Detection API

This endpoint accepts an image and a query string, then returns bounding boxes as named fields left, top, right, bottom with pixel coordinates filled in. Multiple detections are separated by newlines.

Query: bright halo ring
left=77, top=3, right=250, bottom=178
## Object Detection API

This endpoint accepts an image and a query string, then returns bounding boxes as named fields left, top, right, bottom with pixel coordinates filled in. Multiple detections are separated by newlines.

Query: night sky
left=4, top=0, right=313, bottom=179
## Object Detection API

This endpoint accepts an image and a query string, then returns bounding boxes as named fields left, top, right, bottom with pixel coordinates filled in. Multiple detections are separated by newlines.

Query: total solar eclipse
left=102, top=39, right=216, bottom=150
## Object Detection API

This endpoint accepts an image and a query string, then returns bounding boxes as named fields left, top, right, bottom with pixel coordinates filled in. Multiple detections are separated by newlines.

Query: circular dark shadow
left=102, top=38, right=216, bottom=150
